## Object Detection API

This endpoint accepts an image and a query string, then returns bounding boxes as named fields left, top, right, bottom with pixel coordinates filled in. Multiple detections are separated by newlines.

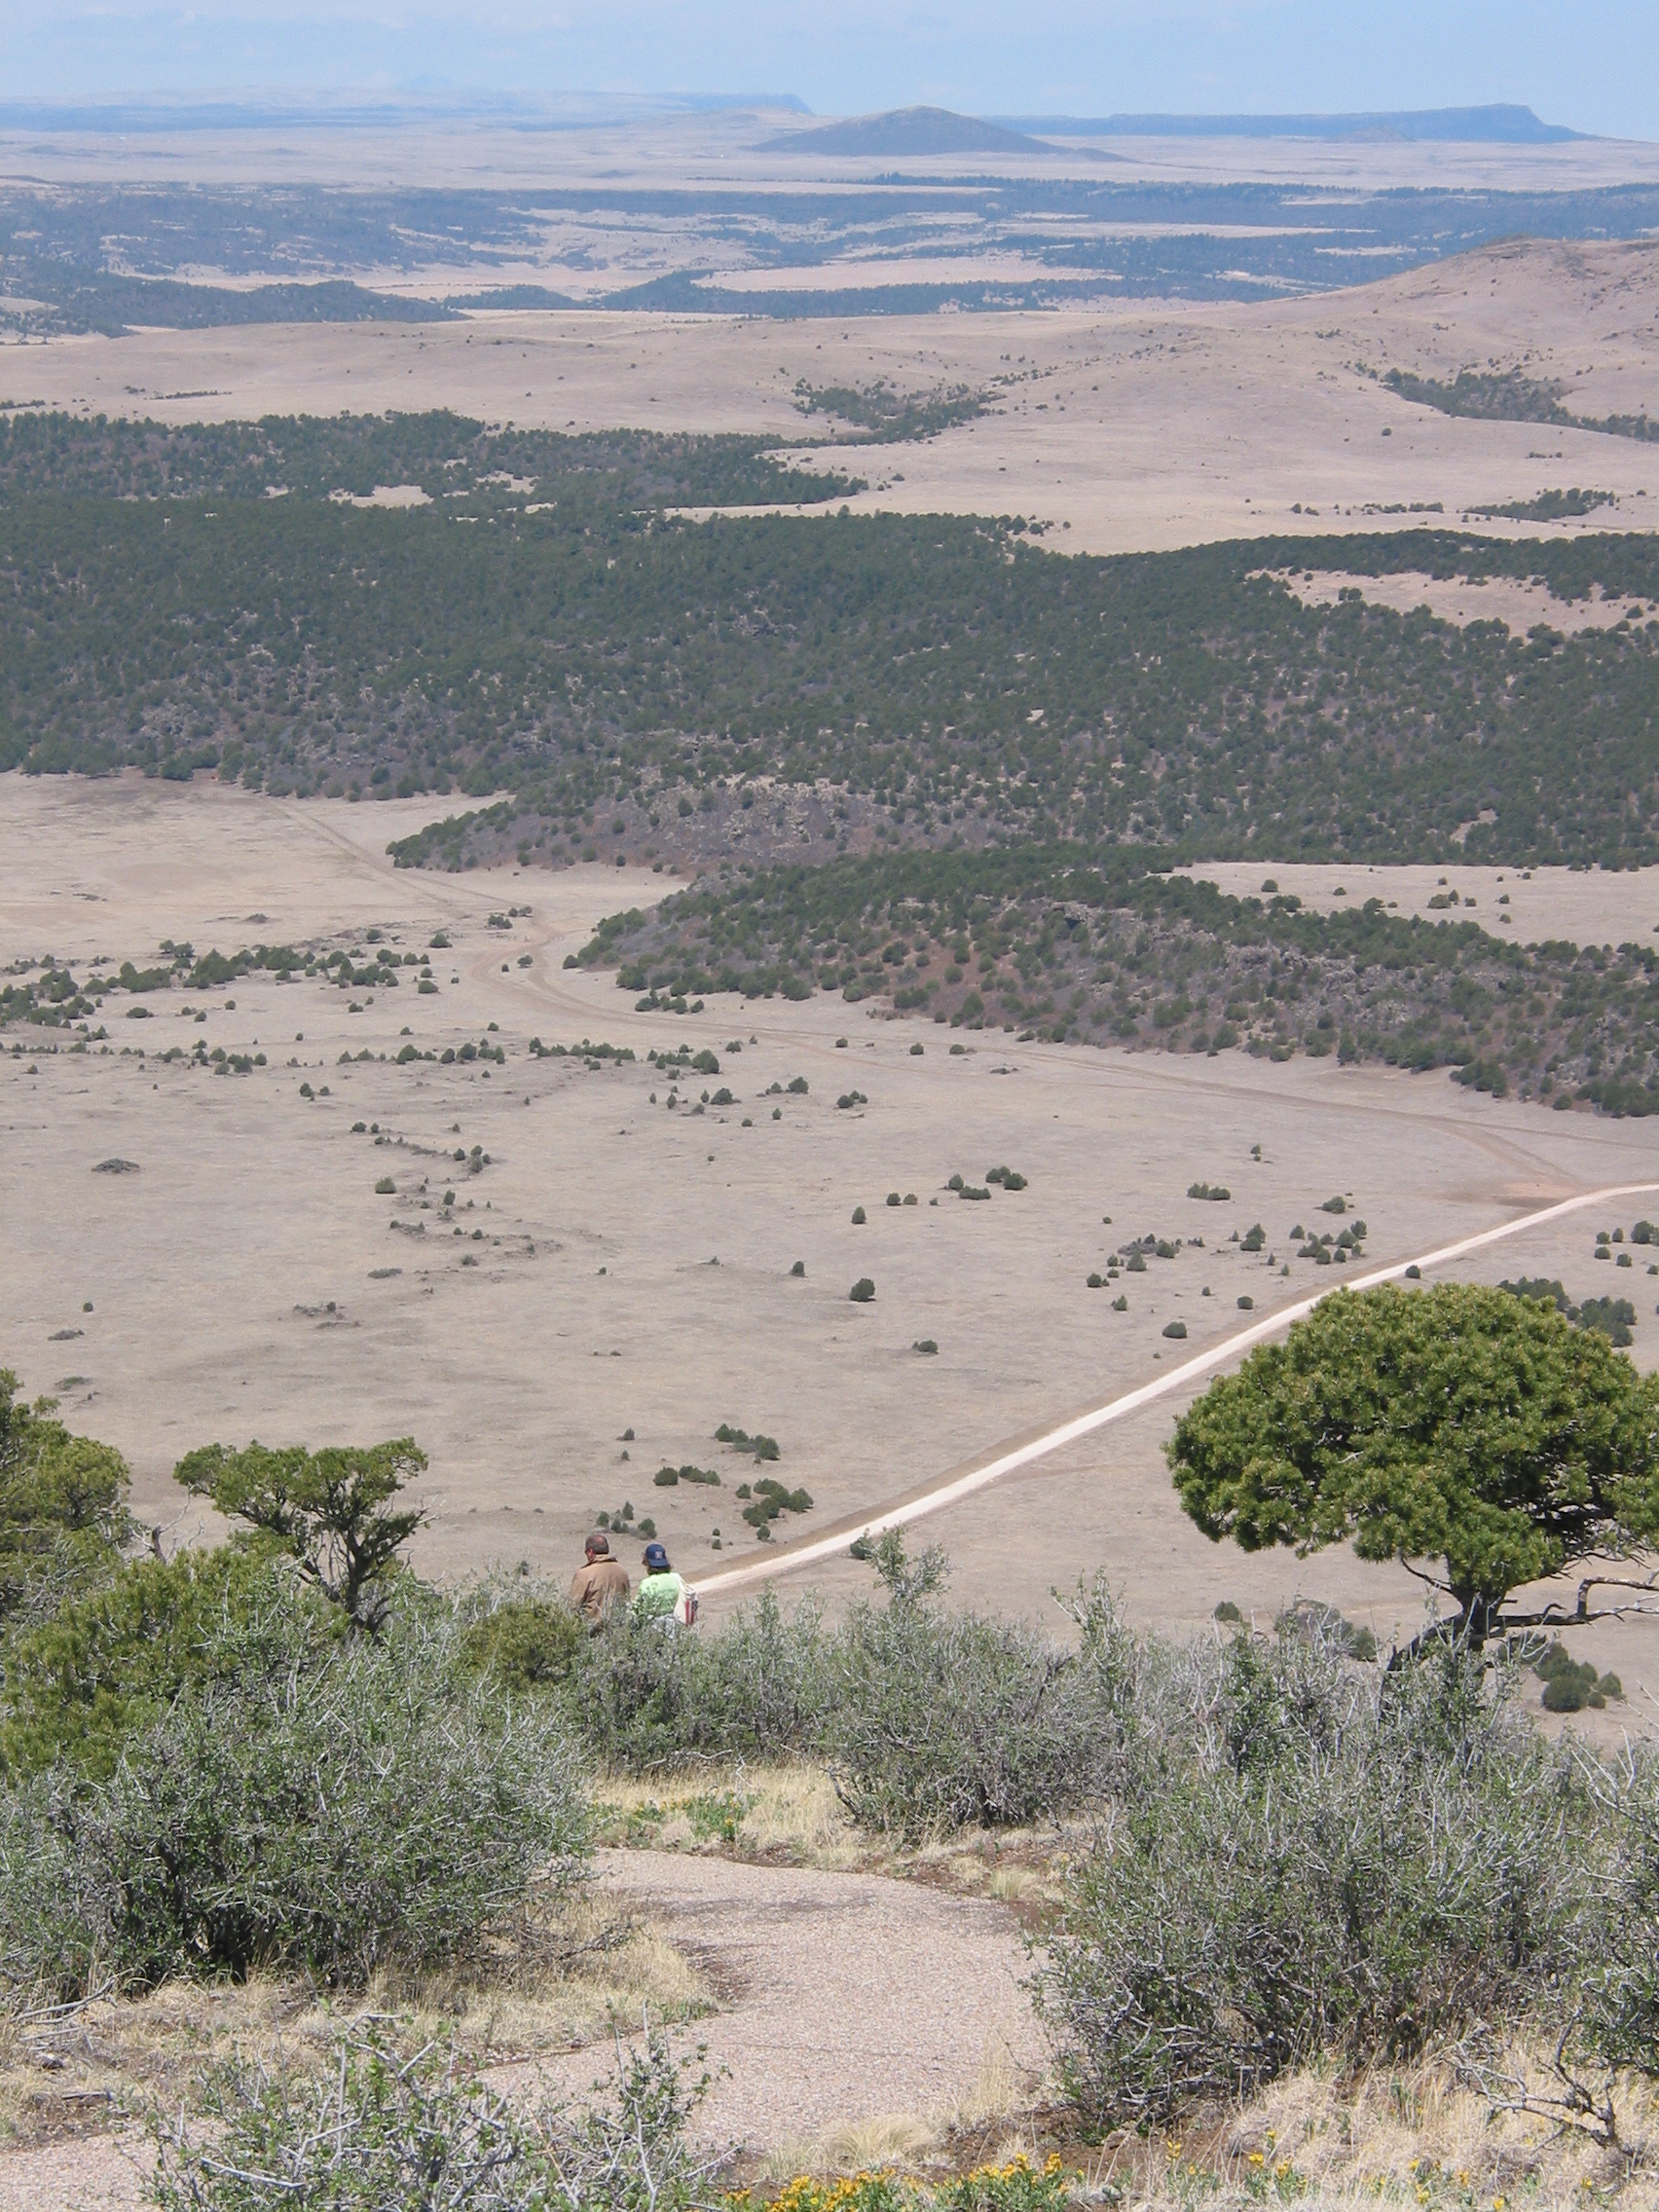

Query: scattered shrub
left=374, top=1176, right=396, bottom=1195
left=986, top=1165, right=1027, bottom=1190
left=1187, top=1181, right=1231, bottom=1201
left=913, top=1339, right=939, bottom=1354
left=789, top=1260, right=805, bottom=1276
left=851, top=1204, right=866, bottom=1224
left=849, top=1277, right=875, bottom=1303
left=1236, top=1295, right=1254, bottom=1310
left=715, top=1424, right=779, bottom=1462
left=741, top=1478, right=814, bottom=1531
left=1161, top=1320, right=1187, bottom=1339
left=886, top=1191, right=902, bottom=1207
left=654, top=1463, right=720, bottom=1488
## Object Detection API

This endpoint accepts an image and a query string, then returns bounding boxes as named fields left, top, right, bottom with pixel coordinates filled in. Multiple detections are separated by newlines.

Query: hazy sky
left=4, top=1, right=1655, bottom=140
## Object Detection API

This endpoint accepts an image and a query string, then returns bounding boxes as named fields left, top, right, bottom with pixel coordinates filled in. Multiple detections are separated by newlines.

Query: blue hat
left=643, top=1541, right=671, bottom=1571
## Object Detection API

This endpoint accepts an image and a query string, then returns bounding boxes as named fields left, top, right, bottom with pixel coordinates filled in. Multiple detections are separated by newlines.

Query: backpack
left=674, top=1586, right=699, bottom=1627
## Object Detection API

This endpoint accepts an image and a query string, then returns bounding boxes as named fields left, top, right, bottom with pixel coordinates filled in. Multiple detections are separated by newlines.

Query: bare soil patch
left=1272, top=569, right=1654, bottom=633
left=1174, top=860, right=1659, bottom=947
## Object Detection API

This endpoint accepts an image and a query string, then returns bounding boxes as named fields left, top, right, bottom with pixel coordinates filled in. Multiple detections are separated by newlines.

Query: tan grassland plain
left=6, top=774, right=1659, bottom=1685
left=5, top=183, right=1659, bottom=553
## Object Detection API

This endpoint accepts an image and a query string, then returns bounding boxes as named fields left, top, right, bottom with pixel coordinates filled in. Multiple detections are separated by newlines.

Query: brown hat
left=586, top=1531, right=610, bottom=1558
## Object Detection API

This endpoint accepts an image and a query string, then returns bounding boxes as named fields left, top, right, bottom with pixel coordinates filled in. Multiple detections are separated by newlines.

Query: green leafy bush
left=848, top=1277, right=875, bottom=1303
left=0, top=1544, right=339, bottom=1783
left=0, top=1371, right=130, bottom=1628
left=173, top=1435, right=426, bottom=1628
left=455, top=1587, right=582, bottom=1693
left=716, top=1424, right=779, bottom=1461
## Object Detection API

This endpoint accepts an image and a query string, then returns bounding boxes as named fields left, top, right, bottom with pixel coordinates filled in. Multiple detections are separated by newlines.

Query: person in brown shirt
left=570, top=1532, right=630, bottom=1627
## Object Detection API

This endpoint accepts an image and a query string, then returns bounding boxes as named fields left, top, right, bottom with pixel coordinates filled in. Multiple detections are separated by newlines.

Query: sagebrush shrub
left=1039, top=1631, right=1594, bottom=2126
left=149, top=2020, right=717, bottom=2212
left=0, top=1588, right=588, bottom=2000
left=824, top=1540, right=1142, bottom=1840
left=564, top=1588, right=830, bottom=1772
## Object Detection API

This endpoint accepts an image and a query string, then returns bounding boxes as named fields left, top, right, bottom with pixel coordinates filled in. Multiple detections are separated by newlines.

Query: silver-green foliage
left=0, top=1586, right=588, bottom=2003
left=566, top=1588, right=830, bottom=1774
left=146, top=2021, right=718, bottom=2212
left=1038, top=1623, right=1608, bottom=2127
left=823, top=1538, right=1142, bottom=1841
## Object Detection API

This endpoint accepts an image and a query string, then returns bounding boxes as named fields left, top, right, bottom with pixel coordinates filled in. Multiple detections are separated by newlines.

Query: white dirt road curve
left=694, top=1181, right=1659, bottom=1604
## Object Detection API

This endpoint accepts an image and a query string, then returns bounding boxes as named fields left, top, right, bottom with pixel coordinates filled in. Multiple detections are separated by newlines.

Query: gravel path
left=518, top=1850, right=1050, bottom=2153
left=0, top=1850, right=1048, bottom=2203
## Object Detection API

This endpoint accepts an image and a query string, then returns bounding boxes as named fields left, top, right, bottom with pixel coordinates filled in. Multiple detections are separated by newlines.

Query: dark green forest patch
left=575, top=849, right=1659, bottom=1116
left=5, top=411, right=1657, bottom=868
left=1383, top=366, right=1659, bottom=444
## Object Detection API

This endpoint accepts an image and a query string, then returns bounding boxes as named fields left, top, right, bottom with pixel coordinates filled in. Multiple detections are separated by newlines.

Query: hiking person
left=634, top=1539, right=693, bottom=1624
left=570, top=1531, right=630, bottom=1627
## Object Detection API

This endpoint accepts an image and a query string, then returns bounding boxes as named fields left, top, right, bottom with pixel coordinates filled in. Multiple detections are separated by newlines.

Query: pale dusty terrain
left=6, top=774, right=1659, bottom=1685
left=1175, top=859, right=1659, bottom=945
left=1278, top=570, right=1657, bottom=633
left=7, top=236, right=1659, bottom=556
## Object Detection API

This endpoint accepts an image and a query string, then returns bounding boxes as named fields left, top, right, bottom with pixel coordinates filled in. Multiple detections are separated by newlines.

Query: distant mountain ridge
left=995, top=104, right=1582, bottom=144
left=765, top=106, right=1046, bottom=156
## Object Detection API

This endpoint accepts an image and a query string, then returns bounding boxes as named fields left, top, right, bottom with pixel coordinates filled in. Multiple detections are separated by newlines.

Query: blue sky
left=3, top=1, right=1655, bottom=141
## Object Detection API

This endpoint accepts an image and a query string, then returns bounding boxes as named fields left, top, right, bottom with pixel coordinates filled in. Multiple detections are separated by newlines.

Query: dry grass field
left=6, top=190, right=1659, bottom=555
left=7, top=773, right=1658, bottom=1687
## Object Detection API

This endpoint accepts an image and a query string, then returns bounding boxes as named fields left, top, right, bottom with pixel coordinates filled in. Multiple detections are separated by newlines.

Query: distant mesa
left=996, top=103, right=1581, bottom=145
left=767, top=105, right=1049, bottom=157
left=92, top=1158, right=140, bottom=1174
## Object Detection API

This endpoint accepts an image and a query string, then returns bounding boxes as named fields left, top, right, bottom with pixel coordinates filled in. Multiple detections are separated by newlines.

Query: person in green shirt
left=634, top=1540, right=689, bottom=1623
